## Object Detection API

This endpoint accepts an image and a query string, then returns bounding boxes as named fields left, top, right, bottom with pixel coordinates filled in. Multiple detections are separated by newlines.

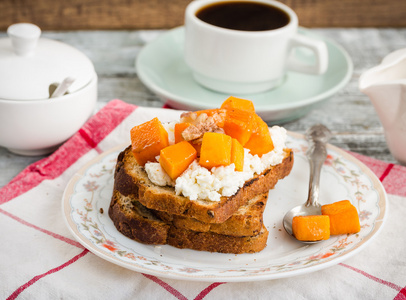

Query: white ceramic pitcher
left=359, top=48, right=406, bottom=165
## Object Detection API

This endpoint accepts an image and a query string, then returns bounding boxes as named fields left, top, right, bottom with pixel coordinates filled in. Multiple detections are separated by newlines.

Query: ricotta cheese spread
left=144, top=160, right=175, bottom=187
left=144, top=125, right=288, bottom=202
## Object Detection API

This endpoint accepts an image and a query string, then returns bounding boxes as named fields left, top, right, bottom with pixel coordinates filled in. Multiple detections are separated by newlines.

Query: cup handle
left=287, top=33, right=329, bottom=75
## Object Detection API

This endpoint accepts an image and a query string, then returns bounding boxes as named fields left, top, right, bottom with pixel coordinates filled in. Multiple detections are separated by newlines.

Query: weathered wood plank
left=287, top=0, right=406, bottom=28
left=0, top=0, right=189, bottom=30
left=0, top=0, right=406, bottom=30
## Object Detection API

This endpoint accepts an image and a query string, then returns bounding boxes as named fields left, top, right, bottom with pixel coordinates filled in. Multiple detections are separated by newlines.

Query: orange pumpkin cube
left=322, top=200, right=360, bottom=235
left=221, top=96, right=255, bottom=113
left=231, top=138, right=244, bottom=171
left=223, top=109, right=254, bottom=146
left=160, top=141, right=197, bottom=180
left=174, top=122, right=202, bottom=155
left=174, top=122, right=191, bottom=144
left=199, top=132, right=232, bottom=169
left=244, top=114, right=274, bottom=156
left=292, top=215, right=330, bottom=241
left=130, top=117, right=169, bottom=166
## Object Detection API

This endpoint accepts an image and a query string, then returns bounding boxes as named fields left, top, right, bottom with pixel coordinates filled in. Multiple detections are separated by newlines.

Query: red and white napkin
left=1, top=99, right=406, bottom=300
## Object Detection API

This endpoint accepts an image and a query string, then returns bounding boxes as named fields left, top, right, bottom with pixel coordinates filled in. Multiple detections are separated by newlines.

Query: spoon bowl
left=283, top=124, right=332, bottom=243
left=283, top=204, right=322, bottom=244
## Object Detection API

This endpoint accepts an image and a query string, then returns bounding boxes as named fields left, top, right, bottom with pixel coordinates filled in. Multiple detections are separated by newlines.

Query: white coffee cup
left=184, top=0, right=329, bottom=94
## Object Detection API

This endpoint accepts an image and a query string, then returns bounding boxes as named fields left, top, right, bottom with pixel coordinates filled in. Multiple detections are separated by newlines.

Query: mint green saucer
left=136, top=27, right=353, bottom=124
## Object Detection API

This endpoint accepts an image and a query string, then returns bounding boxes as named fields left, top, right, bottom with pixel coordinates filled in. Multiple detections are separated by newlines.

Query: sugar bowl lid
left=0, top=23, right=95, bottom=100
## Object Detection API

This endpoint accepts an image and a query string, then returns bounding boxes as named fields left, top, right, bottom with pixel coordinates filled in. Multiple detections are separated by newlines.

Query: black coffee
left=196, top=1, right=290, bottom=31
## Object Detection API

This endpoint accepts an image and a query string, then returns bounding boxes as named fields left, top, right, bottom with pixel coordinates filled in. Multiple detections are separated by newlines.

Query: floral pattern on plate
left=63, top=133, right=387, bottom=282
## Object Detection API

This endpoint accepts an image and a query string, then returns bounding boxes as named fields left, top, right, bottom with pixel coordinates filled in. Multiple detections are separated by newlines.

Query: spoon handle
left=50, top=77, right=75, bottom=98
left=305, top=124, right=332, bottom=208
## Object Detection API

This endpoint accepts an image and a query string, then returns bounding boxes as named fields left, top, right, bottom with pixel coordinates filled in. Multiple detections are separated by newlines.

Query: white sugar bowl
left=0, top=23, right=97, bottom=156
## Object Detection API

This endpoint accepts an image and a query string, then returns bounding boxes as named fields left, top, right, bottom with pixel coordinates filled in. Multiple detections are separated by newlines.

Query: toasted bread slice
left=155, top=192, right=268, bottom=237
left=109, top=190, right=269, bottom=253
left=114, top=145, right=293, bottom=224
left=109, top=190, right=267, bottom=238
left=108, top=190, right=169, bottom=244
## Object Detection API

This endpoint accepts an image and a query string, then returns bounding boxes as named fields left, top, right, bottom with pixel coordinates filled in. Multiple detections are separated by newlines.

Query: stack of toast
left=109, top=145, right=294, bottom=254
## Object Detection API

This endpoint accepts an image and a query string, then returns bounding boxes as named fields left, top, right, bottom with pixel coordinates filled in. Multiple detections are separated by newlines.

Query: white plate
left=62, top=132, right=387, bottom=282
left=136, top=27, right=353, bottom=123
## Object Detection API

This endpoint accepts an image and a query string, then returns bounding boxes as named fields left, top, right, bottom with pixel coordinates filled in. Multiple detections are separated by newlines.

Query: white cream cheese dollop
left=144, top=125, right=288, bottom=202
left=174, top=161, right=252, bottom=202
left=144, top=161, right=174, bottom=187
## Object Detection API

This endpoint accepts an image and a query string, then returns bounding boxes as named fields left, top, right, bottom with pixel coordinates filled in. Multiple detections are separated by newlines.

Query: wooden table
left=1, top=27, right=405, bottom=189
left=1, top=0, right=406, bottom=29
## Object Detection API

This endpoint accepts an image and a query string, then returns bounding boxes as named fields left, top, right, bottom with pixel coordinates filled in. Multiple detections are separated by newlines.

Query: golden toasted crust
left=108, top=190, right=169, bottom=244
left=167, top=225, right=269, bottom=254
left=114, top=145, right=294, bottom=224
left=109, top=190, right=269, bottom=253
left=156, top=193, right=268, bottom=237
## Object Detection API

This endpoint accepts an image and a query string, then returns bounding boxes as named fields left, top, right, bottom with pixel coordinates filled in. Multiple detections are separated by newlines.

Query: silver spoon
left=283, top=124, right=332, bottom=243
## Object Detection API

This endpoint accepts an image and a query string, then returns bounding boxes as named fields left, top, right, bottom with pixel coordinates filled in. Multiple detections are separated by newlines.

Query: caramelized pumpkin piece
left=221, top=96, right=255, bottom=113
left=199, top=132, right=232, bottom=169
left=244, top=114, right=274, bottom=156
left=174, top=122, right=202, bottom=156
left=292, top=215, right=330, bottom=241
left=160, top=141, right=197, bottom=180
left=231, top=138, right=244, bottom=171
left=130, top=117, right=169, bottom=166
left=223, top=109, right=254, bottom=146
left=174, top=122, right=191, bottom=144
left=321, top=200, right=360, bottom=235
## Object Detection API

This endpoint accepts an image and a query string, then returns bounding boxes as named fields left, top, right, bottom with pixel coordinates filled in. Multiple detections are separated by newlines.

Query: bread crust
left=114, top=145, right=293, bottom=224
left=156, top=192, right=268, bottom=237
left=108, top=190, right=169, bottom=244
left=167, top=225, right=269, bottom=254
left=108, top=190, right=269, bottom=253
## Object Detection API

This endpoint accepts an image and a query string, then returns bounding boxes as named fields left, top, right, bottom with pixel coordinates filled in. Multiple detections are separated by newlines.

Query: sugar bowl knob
left=7, top=23, right=41, bottom=56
